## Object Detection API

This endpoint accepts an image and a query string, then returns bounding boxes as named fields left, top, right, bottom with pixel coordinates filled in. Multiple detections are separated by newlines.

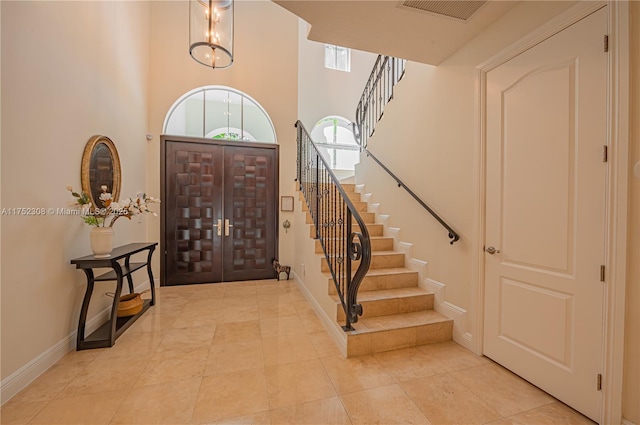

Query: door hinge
left=602, top=145, right=608, bottom=162
left=597, top=373, right=602, bottom=391
left=604, top=35, right=609, bottom=52
left=600, top=265, right=605, bottom=282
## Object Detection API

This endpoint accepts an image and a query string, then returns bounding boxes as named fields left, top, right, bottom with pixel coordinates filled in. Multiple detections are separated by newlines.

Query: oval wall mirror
left=81, top=135, right=121, bottom=207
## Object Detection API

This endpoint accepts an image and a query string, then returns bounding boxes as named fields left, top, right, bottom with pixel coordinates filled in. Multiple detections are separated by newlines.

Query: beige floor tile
left=30, top=390, right=126, bottom=425
left=8, top=359, right=90, bottom=404
left=321, top=355, right=396, bottom=395
left=0, top=400, right=47, bottom=425
left=212, top=320, right=262, bottom=344
left=308, top=331, right=342, bottom=358
left=191, top=368, right=269, bottom=424
left=136, top=348, right=208, bottom=387
left=450, top=363, right=555, bottom=417
left=400, top=373, right=501, bottom=424
left=186, top=297, right=225, bottom=312
left=126, top=312, right=181, bottom=334
left=339, top=384, right=431, bottom=425
left=270, top=396, right=352, bottom=425
left=60, top=357, right=147, bottom=398
left=154, top=325, right=216, bottom=359
left=418, top=341, right=490, bottom=372
left=212, top=410, right=272, bottom=425
left=204, top=340, right=265, bottom=375
left=258, top=298, right=298, bottom=319
left=298, top=312, right=327, bottom=334
left=11, top=283, right=590, bottom=425
left=110, top=378, right=201, bottom=424
left=215, top=305, right=260, bottom=323
left=507, top=401, right=596, bottom=425
left=173, top=309, right=221, bottom=329
left=94, top=330, right=164, bottom=360
left=224, top=286, right=258, bottom=298
left=262, top=333, right=319, bottom=366
left=264, top=359, right=336, bottom=409
left=373, top=347, right=446, bottom=381
left=260, top=314, right=306, bottom=338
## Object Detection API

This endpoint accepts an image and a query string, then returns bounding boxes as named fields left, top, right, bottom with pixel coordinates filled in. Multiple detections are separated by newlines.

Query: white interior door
left=484, top=7, right=607, bottom=422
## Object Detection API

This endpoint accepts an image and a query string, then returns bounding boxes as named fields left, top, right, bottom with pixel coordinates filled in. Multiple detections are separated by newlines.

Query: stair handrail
left=354, top=55, right=406, bottom=149
left=364, top=149, right=460, bottom=245
left=295, top=120, right=372, bottom=331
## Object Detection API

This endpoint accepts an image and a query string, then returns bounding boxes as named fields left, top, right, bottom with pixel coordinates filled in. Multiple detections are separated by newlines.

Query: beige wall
left=1, top=0, right=151, bottom=389
left=146, top=0, right=299, bottom=275
left=623, top=2, right=639, bottom=422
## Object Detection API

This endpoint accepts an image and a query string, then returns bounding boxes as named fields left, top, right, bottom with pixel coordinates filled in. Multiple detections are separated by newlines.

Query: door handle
left=214, top=219, right=222, bottom=236
left=485, top=246, right=501, bottom=255
left=224, top=219, right=233, bottom=237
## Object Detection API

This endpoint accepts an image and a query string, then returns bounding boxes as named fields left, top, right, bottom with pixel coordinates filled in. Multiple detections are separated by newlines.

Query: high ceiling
left=273, top=0, right=520, bottom=65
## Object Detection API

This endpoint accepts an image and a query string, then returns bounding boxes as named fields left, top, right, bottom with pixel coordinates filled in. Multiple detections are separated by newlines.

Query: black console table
left=70, top=242, right=157, bottom=350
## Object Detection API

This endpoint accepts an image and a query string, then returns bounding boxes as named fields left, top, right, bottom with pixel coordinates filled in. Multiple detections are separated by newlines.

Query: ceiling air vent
left=401, top=0, right=487, bottom=21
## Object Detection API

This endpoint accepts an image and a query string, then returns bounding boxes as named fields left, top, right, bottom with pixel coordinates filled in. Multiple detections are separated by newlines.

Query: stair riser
left=346, top=321, right=453, bottom=357
left=336, top=294, right=434, bottom=321
left=321, top=253, right=404, bottom=272
left=315, top=237, right=393, bottom=254
left=327, top=272, right=419, bottom=294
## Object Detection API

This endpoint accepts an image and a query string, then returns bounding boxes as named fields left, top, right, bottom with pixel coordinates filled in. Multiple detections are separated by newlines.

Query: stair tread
left=364, top=267, right=417, bottom=277
left=325, top=267, right=418, bottom=278
left=323, top=250, right=402, bottom=259
left=349, top=310, right=450, bottom=334
left=329, top=286, right=430, bottom=303
left=356, top=287, right=432, bottom=301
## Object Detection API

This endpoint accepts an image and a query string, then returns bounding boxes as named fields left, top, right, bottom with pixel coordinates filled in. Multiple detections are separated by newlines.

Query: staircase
left=302, top=182, right=453, bottom=357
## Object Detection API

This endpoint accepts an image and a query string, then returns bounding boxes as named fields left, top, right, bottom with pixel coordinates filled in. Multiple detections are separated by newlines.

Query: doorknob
left=214, top=219, right=222, bottom=237
left=485, top=246, right=501, bottom=255
left=224, top=219, right=233, bottom=237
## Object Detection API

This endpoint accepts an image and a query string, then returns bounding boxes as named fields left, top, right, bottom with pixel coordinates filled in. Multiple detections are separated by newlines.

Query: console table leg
left=109, top=263, right=125, bottom=347
left=77, top=269, right=95, bottom=350
left=146, top=246, right=157, bottom=306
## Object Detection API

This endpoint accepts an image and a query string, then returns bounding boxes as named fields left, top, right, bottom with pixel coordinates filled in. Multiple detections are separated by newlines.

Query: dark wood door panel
left=223, top=146, right=277, bottom=281
left=161, top=137, right=279, bottom=286
left=165, top=143, right=223, bottom=285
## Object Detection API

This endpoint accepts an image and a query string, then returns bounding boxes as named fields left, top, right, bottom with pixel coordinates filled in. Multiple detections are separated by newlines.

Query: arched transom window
left=163, top=86, right=276, bottom=143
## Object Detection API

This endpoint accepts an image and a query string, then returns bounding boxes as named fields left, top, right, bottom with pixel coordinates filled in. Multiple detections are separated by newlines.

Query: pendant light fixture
left=189, top=0, right=234, bottom=69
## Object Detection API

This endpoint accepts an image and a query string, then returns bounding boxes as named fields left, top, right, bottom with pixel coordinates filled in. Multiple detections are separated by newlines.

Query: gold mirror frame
left=81, top=135, right=121, bottom=207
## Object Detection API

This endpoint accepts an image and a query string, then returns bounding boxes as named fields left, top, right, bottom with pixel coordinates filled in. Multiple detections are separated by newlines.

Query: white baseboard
left=292, top=271, right=347, bottom=357
left=422, top=277, right=473, bottom=351
left=0, top=280, right=151, bottom=405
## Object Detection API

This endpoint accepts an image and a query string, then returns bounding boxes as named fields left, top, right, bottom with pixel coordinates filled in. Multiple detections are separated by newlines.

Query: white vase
left=90, top=227, right=114, bottom=258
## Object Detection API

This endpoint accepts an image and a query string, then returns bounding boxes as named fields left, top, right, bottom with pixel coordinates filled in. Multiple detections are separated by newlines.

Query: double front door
left=161, top=137, right=278, bottom=285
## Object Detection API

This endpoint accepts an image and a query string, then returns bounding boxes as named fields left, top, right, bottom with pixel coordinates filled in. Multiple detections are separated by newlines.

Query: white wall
left=146, top=0, right=299, bottom=274
left=0, top=0, right=151, bottom=397
left=297, top=21, right=377, bottom=128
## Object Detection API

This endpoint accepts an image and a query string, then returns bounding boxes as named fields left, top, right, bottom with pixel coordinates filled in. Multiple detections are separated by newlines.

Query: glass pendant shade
left=189, top=0, right=234, bottom=69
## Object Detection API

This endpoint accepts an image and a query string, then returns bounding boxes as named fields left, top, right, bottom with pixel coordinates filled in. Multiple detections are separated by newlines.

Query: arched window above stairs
left=163, top=86, right=276, bottom=143
left=311, top=116, right=359, bottom=170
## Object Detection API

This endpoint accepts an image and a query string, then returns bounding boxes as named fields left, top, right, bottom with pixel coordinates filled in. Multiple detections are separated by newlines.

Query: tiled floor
left=1, top=280, right=596, bottom=425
